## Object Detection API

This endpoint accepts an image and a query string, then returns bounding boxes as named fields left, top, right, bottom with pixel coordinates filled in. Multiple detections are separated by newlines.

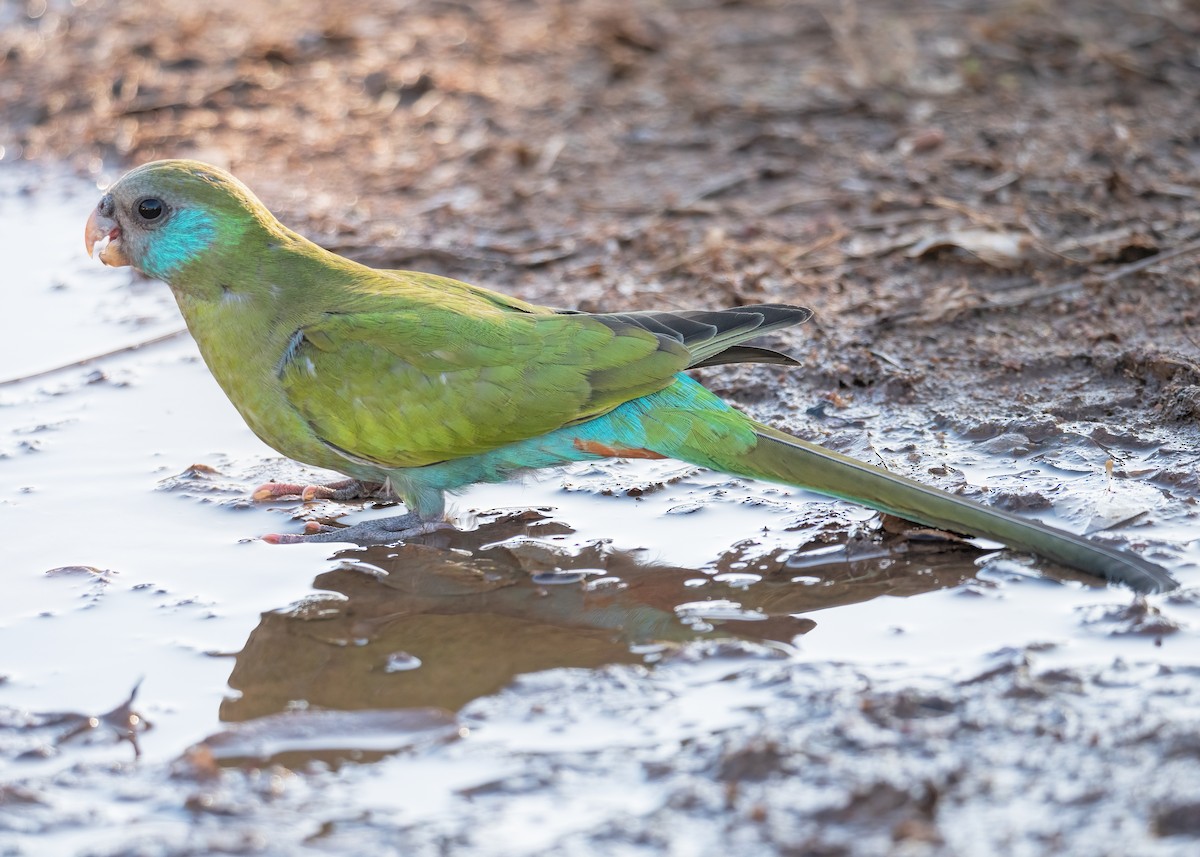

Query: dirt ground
left=7, top=0, right=1200, bottom=426
left=4, top=0, right=1200, bottom=854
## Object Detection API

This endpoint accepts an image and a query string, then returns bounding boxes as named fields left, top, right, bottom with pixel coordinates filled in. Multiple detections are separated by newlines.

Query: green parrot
left=84, top=160, right=1176, bottom=593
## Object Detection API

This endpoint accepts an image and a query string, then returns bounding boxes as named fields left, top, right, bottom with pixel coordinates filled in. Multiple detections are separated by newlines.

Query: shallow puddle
left=3, top=164, right=1200, bottom=854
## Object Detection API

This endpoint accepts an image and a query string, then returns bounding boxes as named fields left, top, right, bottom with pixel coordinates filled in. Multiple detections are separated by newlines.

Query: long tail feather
left=715, top=422, right=1177, bottom=594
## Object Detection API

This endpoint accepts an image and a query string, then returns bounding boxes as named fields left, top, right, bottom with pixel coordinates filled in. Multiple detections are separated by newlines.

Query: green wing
left=277, top=308, right=688, bottom=468
left=277, top=294, right=810, bottom=468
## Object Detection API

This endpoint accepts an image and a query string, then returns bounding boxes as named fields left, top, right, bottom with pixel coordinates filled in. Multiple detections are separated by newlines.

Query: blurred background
left=5, top=0, right=1200, bottom=398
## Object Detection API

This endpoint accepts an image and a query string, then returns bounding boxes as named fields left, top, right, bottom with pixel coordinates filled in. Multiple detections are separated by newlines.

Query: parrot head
left=85, top=160, right=265, bottom=282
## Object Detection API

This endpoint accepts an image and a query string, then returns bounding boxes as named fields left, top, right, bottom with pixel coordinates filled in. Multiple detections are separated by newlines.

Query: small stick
left=988, top=233, right=1200, bottom=310
left=880, top=233, right=1200, bottom=324
left=0, top=328, right=187, bottom=388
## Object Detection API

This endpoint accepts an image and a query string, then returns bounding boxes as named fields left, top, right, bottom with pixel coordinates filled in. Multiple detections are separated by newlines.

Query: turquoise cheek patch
left=140, top=209, right=218, bottom=279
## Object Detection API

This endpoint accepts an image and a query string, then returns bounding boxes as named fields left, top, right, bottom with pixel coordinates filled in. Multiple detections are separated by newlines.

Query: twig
left=781, top=228, right=848, bottom=266
left=0, top=329, right=188, bottom=388
left=668, top=167, right=763, bottom=212
left=760, top=192, right=842, bottom=216
left=976, top=170, right=1020, bottom=195
left=879, top=233, right=1200, bottom=325
left=989, top=233, right=1200, bottom=310
left=119, top=77, right=255, bottom=116
left=927, top=195, right=1007, bottom=228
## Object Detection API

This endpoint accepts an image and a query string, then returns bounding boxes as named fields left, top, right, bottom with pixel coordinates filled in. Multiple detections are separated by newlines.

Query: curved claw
left=252, top=479, right=388, bottom=503
left=263, top=514, right=450, bottom=545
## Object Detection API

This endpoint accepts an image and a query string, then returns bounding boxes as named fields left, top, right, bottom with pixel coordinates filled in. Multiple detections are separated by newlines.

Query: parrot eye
left=137, top=198, right=164, bottom=221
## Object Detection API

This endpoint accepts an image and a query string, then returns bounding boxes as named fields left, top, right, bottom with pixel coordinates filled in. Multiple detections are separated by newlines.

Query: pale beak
left=85, top=203, right=130, bottom=267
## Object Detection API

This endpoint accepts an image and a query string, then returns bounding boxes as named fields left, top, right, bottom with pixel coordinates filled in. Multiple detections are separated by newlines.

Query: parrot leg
left=251, top=478, right=388, bottom=503
left=262, top=513, right=449, bottom=545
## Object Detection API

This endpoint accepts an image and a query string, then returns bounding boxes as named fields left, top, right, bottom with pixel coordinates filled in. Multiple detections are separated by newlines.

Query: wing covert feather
left=278, top=309, right=689, bottom=467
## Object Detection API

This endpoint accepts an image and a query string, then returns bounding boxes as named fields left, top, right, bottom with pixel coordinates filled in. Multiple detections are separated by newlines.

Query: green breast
left=175, top=288, right=374, bottom=478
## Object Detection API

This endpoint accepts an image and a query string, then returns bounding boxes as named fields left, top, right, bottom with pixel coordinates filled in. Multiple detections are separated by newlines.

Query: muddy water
left=3, top=166, right=1200, bottom=855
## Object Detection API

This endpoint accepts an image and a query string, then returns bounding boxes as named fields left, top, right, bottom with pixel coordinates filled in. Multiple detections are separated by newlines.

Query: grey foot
left=263, top=513, right=449, bottom=545
left=252, top=478, right=389, bottom=503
